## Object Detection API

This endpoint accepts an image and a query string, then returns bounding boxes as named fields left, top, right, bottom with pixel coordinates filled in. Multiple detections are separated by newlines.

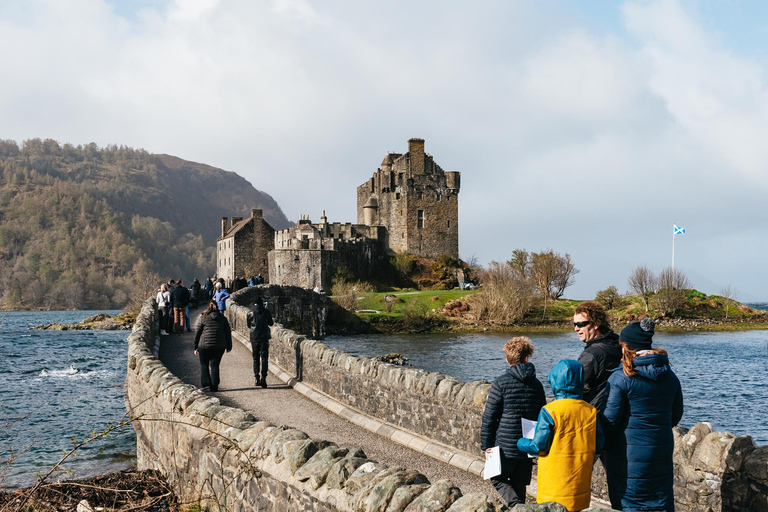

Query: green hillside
left=0, top=138, right=291, bottom=310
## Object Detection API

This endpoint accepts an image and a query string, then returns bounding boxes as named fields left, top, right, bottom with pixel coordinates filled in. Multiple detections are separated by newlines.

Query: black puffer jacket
left=481, top=362, right=547, bottom=459
left=578, top=330, right=622, bottom=409
left=194, top=310, right=232, bottom=351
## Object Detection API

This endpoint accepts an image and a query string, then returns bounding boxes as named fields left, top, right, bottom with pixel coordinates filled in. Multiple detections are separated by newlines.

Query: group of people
left=155, top=278, right=203, bottom=335
left=232, top=273, right=264, bottom=292
left=190, top=295, right=273, bottom=392
left=481, top=301, right=683, bottom=512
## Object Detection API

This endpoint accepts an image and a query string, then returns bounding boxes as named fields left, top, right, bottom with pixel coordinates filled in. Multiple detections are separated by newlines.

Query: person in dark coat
left=246, top=297, right=274, bottom=388
left=204, top=277, right=214, bottom=301
left=193, top=301, right=232, bottom=392
left=574, top=300, right=622, bottom=410
left=189, top=278, right=202, bottom=307
left=169, top=279, right=191, bottom=335
left=601, top=318, right=684, bottom=512
left=480, top=337, right=547, bottom=506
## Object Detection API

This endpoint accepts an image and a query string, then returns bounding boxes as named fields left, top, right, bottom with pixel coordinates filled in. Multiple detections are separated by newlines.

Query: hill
left=0, top=138, right=291, bottom=310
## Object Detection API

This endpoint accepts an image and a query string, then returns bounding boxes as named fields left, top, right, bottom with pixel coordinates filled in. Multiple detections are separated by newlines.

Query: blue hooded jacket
left=518, top=360, right=604, bottom=456
left=601, top=352, right=684, bottom=512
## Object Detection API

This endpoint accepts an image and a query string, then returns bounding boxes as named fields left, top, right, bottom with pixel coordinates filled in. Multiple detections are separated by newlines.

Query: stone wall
left=125, top=298, right=513, bottom=512
left=226, top=292, right=768, bottom=512
left=226, top=298, right=489, bottom=456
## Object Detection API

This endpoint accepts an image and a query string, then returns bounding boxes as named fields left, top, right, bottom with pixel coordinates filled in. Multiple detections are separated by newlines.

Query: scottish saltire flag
left=674, top=224, right=686, bottom=235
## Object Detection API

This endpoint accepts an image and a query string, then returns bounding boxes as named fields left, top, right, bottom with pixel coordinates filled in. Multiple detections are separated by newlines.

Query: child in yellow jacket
left=517, top=359, right=604, bottom=512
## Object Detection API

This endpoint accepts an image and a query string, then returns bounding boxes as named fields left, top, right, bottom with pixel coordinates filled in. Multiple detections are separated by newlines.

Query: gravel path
left=159, top=308, right=496, bottom=496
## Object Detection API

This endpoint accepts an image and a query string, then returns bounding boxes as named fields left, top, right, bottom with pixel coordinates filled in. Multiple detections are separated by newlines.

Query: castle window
left=447, top=220, right=450, bottom=228
left=417, top=191, right=423, bottom=200
left=417, top=210, right=424, bottom=229
left=396, top=192, right=400, bottom=200
left=436, top=193, right=441, bottom=202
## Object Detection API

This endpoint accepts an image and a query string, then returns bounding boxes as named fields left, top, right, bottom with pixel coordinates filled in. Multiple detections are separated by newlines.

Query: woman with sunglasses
left=601, top=318, right=684, bottom=512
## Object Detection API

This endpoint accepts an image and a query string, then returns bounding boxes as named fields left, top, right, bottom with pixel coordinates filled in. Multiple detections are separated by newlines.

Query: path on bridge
left=159, top=307, right=495, bottom=497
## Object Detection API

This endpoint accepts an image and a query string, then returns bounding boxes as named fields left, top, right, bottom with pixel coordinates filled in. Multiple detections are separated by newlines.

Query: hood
left=547, top=359, right=584, bottom=400
left=207, top=309, right=222, bottom=320
left=507, top=362, right=538, bottom=384
left=633, top=353, right=672, bottom=382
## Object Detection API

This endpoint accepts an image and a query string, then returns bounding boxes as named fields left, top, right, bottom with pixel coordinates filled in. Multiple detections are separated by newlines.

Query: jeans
left=250, top=337, right=269, bottom=381
left=198, top=347, right=225, bottom=391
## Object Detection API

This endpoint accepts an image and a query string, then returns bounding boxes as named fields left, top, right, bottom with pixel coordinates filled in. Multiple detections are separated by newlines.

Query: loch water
left=0, top=311, right=135, bottom=489
left=325, top=329, right=768, bottom=446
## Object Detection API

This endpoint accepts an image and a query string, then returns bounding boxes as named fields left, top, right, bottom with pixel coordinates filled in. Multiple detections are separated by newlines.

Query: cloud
left=0, top=0, right=766, bottom=299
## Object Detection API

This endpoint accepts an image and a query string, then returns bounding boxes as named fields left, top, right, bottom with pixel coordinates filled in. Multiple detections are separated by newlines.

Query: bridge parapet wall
left=226, top=293, right=768, bottom=512
left=126, top=298, right=510, bottom=511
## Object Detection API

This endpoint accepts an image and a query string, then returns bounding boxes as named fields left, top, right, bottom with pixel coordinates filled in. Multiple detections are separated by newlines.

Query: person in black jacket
left=193, top=301, right=232, bottom=392
left=169, top=279, right=191, bottom=335
left=575, top=300, right=622, bottom=410
left=189, top=278, right=202, bottom=307
left=246, top=297, right=274, bottom=388
left=481, top=337, right=547, bottom=506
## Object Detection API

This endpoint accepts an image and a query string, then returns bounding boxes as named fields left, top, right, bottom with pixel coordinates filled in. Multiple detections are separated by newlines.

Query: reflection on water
left=325, top=329, right=768, bottom=445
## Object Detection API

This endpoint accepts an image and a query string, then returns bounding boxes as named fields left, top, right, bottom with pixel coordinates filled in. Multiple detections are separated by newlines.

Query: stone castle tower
left=356, top=138, right=460, bottom=258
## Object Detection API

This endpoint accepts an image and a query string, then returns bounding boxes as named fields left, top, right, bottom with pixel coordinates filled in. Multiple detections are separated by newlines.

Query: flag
left=674, top=224, right=686, bottom=235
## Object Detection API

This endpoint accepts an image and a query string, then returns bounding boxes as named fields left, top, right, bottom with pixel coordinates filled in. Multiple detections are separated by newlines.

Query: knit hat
left=620, top=317, right=655, bottom=350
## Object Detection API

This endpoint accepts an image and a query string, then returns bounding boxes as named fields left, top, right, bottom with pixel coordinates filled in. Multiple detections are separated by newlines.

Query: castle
left=217, top=138, right=461, bottom=290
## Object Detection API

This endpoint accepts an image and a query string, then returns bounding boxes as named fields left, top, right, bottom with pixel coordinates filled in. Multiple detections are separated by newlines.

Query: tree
left=719, top=285, right=738, bottom=320
left=627, top=265, right=656, bottom=312
left=505, top=249, right=578, bottom=320
left=595, top=285, right=624, bottom=310
left=653, top=267, right=690, bottom=317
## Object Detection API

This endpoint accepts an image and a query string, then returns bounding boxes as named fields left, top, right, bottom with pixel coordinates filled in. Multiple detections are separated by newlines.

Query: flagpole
left=672, top=224, right=675, bottom=274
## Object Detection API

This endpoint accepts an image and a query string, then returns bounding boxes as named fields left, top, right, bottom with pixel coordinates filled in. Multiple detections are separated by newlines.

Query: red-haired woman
left=601, top=318, right=684, bottom=512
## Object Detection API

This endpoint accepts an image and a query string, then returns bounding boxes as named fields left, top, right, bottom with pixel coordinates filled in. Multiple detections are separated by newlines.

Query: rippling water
left=325, top=329, right=768, bottom=445
left=0, top=311, right=135, bottom=489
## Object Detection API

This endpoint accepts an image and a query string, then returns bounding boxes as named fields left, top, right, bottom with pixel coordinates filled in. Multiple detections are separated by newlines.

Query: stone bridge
left=124, top=287, right=768, bottom=511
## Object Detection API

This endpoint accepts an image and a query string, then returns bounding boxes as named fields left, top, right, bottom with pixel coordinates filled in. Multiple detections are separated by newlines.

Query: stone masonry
left=218, top=138, right=461, bottom=291
left=356, top=138, right=460, bottom=259
left=217, top=208, right=275, bottom=288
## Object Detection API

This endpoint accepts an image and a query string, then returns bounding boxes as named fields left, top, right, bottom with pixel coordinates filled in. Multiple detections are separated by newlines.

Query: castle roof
left=219, top=217, right=251, bottom=240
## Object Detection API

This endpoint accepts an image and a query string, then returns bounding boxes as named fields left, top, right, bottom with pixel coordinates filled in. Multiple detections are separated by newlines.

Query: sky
left=2, top=0, right=768, bottom=301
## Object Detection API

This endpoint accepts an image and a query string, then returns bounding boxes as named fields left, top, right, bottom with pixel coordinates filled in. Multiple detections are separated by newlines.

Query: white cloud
left=1, top=0, right=767, bottom=299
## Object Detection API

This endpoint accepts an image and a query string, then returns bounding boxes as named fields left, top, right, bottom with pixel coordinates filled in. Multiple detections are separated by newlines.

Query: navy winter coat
left=481, top=362, right=546, bottom=459
left=601, top=353, right=684, bottom=512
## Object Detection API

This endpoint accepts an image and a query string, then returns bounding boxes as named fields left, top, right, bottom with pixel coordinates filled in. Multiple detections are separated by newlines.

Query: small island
left=32, top=312, right=136, bottom=331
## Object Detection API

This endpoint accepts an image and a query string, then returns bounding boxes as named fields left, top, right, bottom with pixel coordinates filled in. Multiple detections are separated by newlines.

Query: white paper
left=521, top=418, right=537, bottom=458
left=483, top=446, right=502, bottom=480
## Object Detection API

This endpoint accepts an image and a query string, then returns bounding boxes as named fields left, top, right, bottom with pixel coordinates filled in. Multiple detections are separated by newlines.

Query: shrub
left=468, top=261, right=534, bottom=325
left=330, top=279, right=374, bottom=311
left=595, top=286, right=626, bottom=310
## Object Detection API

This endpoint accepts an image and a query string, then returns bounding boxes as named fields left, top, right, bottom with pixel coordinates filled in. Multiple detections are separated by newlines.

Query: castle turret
left=363, top=195, right=379, bottom=226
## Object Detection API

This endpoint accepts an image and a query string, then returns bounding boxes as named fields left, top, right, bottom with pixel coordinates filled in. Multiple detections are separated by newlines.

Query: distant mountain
left=0, top=138, right=291, bottom=310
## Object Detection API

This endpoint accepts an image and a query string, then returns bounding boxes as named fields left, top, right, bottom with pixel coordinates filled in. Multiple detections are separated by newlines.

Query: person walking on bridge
left=213, top=282, right=230, bottom=312
left=193, top=301, right=232, bottom=392
left=247, top=297, right=273, bottom=388
left=170, top=279, right=190, bottom=335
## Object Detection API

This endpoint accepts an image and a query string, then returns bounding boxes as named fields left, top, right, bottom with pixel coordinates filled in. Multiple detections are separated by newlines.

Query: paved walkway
left=159, top=307, right=495, bottom=496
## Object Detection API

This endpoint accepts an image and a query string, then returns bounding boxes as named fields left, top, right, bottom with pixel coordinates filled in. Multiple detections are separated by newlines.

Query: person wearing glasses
left=574, top=301, right=621, bottom=409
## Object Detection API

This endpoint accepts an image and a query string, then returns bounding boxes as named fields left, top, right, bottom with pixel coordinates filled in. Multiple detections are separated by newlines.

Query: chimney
left=221, top=217, right=228, bottom=236
left=408, top=138, right=425, bottom=175
left=251, top=208, right=262, bottom=220
left=232, top=217, right=243, bottom=226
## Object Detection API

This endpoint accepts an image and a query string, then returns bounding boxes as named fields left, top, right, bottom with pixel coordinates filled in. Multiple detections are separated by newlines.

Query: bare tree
left=551, top=252, right=579, bottom=300
left=653, top=267, right=690, bottom=317
left=506, top=249, right=529, bottom=277
left=628, top=265, right=656, bottom=312
left=719, top=285, right=739, bottom=319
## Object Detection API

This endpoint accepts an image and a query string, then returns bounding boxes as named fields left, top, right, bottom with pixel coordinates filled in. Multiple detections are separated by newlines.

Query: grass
left=353, top=288, right=479, bottom=315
